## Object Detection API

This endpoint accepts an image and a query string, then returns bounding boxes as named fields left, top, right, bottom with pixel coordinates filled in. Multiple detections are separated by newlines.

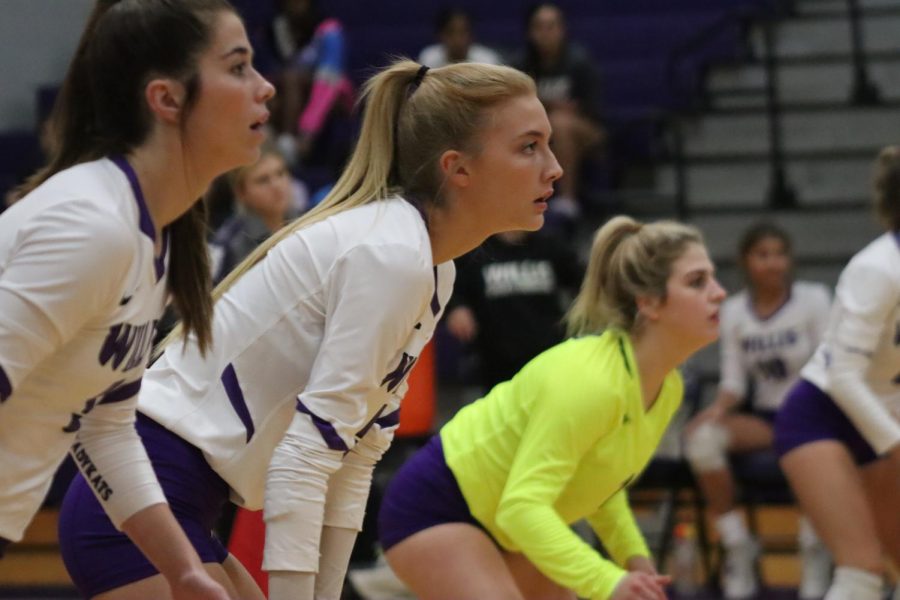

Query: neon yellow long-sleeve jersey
left=441, top=330, right=683, bottom=599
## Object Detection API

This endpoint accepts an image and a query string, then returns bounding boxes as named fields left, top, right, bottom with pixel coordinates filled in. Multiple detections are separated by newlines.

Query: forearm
left=74, top=404, right=166, bottom=527
left=120, top=503, right=207, bottom=587
left=314, top=526, right=359, bottom=600
left=587, top=492, right=651, bottom=566
left=269, top=571, right=315, bottom=600
left=264, top=437, right=342, bottom=573
left=496, top=501, right=626, bottom=599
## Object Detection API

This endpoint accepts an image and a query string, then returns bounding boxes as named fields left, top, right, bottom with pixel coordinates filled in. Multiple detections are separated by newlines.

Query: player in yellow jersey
left=378, top=216, right=726, bottom=600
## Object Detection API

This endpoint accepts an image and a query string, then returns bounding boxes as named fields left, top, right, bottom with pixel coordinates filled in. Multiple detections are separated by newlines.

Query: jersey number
left=756, top=357, right=787, bottom=380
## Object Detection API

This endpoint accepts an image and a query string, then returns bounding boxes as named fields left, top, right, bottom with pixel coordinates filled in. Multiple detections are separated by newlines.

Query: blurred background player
left=774, top=146, right=900, bottom=600
left=445, top=229, right=583, bottom=393
left=683, top=222, right=832, bottom=599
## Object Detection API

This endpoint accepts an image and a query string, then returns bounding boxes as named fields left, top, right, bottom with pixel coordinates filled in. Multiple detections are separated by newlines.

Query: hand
left=624, top=555, right=663, bottom=577
left=169, top=569, right=231, bottom=600
left=446, top=306, right=477, bottom=343
left=610, top=572, right=670, bottom=600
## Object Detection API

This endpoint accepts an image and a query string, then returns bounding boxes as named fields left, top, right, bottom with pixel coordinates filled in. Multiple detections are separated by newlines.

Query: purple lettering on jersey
left=220, top=363, right=255, bottom=442
left=296, top=399, right=349, bottom=452
left=98, top=379, right=142, bottom=405
left=740, top=329, right=798, bottom=353
left=0, top=364, right=11, bottom=402
left=98, top=321, right=157, bottom=371
left=381, top=352, right=417, bottom=393
left=71, top=442, right=114, bottom=501
left=62, top=379, right=139, bottom=433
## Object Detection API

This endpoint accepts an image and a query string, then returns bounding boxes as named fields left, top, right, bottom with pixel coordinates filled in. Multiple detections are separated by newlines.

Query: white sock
left=716, top=510, right=751, bottom=548
left=824, top=566, right=882, bottom=600
left=797, top=515, right=823, bottom=549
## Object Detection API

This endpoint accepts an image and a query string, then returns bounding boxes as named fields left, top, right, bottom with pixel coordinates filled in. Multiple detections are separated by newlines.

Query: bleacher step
left=748, top=13, right=900, bottom=59
left=707, top=56, right=900, bottom=108
left=678, top=106, right=900, bottom=155
left=654, top=155, right=878, bottom=209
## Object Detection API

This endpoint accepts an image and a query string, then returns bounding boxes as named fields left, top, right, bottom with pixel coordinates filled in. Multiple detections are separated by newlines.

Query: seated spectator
left=418, top=7, right=502, bottom=68
left=683, top=222, right=833, bottom=599
left=514, top=2, right=605, bottom=221
left=268, top=0, right=355, bottom=167
left=209, top=142, right=308, bottom=284
left=445, top=229, right=583, bottom=393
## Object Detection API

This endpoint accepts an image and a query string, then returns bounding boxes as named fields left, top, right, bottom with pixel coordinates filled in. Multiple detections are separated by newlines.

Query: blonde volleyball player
left=683, top=222, right=832, bottom=599
left=774, top=146, right=900, bottom=600
left=0, top=1, right=274, bottom=598
left=58, top=59, right=562, bottom=600
left=379, top=216, right=726, bottom=600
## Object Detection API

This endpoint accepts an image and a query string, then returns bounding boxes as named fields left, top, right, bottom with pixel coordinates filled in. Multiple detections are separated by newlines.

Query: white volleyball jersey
left=0, top=157, right=168, bottom=542
left=719, top=281, right=831, bottom=411
left=140, top=197, right=454, bottom=511
left=802, top=232, right=900, bottom=453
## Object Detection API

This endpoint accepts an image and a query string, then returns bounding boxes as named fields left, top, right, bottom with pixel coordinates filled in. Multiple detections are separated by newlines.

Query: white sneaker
left=348, top=560, right=416, bottom=600
left=799, top=543, right=832, bottom=599
left=721, top=538, right=760, bottom=599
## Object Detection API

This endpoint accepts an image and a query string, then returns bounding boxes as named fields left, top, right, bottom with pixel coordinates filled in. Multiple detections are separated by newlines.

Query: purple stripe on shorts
left=296, top=399, right=349, bottom=451
left=0, top=364, right=11, bottom=402
left=774, top=378, right=878, bottom=465
left=221, top=364, right=255, bottom=442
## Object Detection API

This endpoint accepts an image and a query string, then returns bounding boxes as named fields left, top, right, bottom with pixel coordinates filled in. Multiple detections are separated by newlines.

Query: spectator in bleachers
left=445, top=229, right=583, bottom=393
left=683, top=222, right=833, bottom=599
left=268, top=0, right=355, bottom=168
left=775, top=147, right=900, bottom=600
left=515, top=2, right=605, bottom=222
left=418, top=7, right=502, bottom=68
left=209, top=141, right=308, bottom=284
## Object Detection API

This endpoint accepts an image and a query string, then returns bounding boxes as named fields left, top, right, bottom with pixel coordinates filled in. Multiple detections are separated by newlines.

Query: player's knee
left=684, top=421, right=730, bottom=471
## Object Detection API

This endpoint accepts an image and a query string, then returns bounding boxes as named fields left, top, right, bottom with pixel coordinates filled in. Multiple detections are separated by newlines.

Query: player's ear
left=145, top=78, right=186, bottom=125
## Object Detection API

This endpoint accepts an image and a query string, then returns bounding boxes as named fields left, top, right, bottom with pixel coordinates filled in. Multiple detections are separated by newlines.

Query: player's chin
left=520, top=213, right=545, bottom=232
left=230, top=144, right=263, bottom=170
